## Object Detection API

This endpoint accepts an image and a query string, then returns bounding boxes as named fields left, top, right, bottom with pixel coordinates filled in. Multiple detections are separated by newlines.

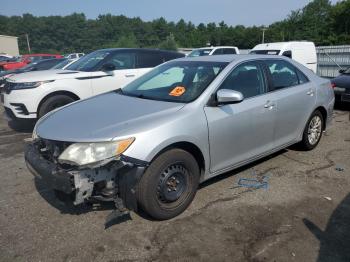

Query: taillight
left=331, top=83, right=336, bottom=89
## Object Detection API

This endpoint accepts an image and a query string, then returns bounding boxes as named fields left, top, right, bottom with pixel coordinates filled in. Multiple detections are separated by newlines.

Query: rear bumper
left=24, top=142, right=147, bottom=211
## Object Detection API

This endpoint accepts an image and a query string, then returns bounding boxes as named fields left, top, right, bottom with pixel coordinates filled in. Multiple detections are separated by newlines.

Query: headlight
left=11, top=80, right=54, bottom=90
left=32, top=126, right=38, bottom=140
left=58, top=138, right=135, bottom=166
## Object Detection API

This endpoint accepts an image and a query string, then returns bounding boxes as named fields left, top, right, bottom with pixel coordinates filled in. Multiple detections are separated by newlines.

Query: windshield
left=121, top=61, right=228, bottom=103
left=66, top=50, right=110, bottom=72
left=250, top=50, right=281, bottom=55
left=52, top=59, right=72, bottom=69
left=188, top=49, right=213, bottom=57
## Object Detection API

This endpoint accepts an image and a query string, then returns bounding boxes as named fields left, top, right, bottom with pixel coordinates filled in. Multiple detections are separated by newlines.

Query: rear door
left=204, top=60, right=277, bottom=173
left=91, top=51, right=138, bottom=95
left=263, top=59, right=316, bottom=147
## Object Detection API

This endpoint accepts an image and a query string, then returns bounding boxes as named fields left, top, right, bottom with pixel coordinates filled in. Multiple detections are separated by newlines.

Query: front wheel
left=299, top=110, right=324, bottom=150
left=137, top=149, right=200, bottom=220
left=38, top=95, right=75, bottom=118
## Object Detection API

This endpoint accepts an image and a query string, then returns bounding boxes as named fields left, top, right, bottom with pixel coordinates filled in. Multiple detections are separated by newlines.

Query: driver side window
left=101, top=52, right=136, bottom=70
left=219, top=61, right=266, bottom=99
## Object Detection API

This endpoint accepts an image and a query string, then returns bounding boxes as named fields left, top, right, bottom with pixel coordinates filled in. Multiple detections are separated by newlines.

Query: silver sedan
left=25, top=55, right=335, bottom=220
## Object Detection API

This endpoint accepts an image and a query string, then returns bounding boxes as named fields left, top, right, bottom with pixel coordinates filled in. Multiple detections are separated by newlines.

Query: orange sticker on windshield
left=169, top=86, right=186, bottom=96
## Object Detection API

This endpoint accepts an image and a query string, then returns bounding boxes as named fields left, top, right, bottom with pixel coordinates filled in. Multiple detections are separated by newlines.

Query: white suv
left=187, top=46, right=240, bottom=57
left=1, top=48, right=184, bottom=123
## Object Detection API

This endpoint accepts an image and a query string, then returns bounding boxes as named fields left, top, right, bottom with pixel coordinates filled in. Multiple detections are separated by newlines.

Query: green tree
left=158, top=34, right=178, bottom=50
left=114, top=33, right=139, bottom=48
left=0, top=0, right=349, bottom=54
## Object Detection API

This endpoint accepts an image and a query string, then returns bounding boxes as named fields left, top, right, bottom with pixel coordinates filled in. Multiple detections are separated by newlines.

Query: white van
left=188, top=46, right=240, bottom=57
left=250, top=41, right=317, bottom=73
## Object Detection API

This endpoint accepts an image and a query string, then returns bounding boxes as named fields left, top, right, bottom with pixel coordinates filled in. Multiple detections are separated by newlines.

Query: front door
left=204, top=61, right=277, bottom=173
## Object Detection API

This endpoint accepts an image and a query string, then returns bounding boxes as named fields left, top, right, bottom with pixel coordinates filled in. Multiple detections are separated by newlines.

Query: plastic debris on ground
left=237, top=170, right=270, bottom=190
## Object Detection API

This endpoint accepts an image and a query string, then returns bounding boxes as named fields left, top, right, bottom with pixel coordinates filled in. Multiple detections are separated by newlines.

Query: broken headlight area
left=24, top=138, right=147, bottom=217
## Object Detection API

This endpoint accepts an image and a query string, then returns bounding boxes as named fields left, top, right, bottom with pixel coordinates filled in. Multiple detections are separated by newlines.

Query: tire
left=299, top=110, right=324, bottom=151
left=38, top=95, right=75, bottom=118
left=137, top=148, right=200, bottom=220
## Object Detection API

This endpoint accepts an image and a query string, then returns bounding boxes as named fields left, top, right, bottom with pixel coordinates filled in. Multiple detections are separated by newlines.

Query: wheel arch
left=151, top=141, right=206, bottom=177
left=314, top=106, right=327, bottom=130
left=37, top=91, right=80, bottom=114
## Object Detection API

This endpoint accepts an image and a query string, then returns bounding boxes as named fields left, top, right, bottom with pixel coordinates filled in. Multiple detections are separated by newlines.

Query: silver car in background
left=25, top=55, right=335, bottom=220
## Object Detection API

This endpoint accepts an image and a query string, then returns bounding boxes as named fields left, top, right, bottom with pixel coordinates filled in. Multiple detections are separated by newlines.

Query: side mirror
left=339, top=69, right=345, bottom=74
left=217, top=89, right=244, bottom=105
left=101, top=63, right=116, bottom=71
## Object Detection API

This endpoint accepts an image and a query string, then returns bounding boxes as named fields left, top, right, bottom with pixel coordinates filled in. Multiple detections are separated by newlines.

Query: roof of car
left=195, top=46, right=238, bottom=50
left=177, top=54, right=285, bottom=63
left=97, top=48, right=182, bottom=54
left=22, top=54, right=62, bottom=57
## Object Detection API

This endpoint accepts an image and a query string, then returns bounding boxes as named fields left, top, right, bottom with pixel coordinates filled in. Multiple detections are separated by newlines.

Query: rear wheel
left=38, top=95, right=75, bottom=118
left=299, top=110, right=324, bottom=150
left=137, top=149, right=200, bottom=220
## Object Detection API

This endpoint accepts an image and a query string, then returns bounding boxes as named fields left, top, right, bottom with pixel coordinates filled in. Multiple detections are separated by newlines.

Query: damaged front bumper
left=24, top=141, right=147, bottom=212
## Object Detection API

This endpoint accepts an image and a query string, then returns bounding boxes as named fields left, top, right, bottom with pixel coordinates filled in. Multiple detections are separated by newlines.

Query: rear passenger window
left=219, top=61, right=266, bottom=99
left=265, top=60, right=299, bottom=90
left=137, top=52, right=163, bottom=68
left=212, top=49, right=224, bottom=55
left=222, top=48, right=237, bottom=54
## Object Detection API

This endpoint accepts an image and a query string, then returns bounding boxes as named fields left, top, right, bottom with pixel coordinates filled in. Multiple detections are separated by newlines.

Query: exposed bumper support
left=24, top=142, right=147, bottom=212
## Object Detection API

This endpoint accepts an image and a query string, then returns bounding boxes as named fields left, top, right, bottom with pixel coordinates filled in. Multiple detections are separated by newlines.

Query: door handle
left=125, top=74, right=135, bottom=77
left=307, top=89, right=314, bottom=96
left=264, top=101, right=275, bottom=109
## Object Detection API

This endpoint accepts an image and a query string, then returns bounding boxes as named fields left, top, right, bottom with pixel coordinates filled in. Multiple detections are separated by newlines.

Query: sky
left=0, top=0, right=340, bottom=26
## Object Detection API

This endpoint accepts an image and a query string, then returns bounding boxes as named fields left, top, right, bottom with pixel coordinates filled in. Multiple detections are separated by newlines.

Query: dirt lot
left=0, top=105, right=349, bottom=262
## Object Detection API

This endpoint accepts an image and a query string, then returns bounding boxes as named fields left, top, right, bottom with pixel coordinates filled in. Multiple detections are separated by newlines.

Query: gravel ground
left=0, top=105, right=349, bottom=262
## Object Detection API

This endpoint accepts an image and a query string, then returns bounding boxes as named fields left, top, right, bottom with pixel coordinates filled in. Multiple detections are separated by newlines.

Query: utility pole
left=25, top=34, right=31, bottom=53
left=262, top=28, right=267, bottom=44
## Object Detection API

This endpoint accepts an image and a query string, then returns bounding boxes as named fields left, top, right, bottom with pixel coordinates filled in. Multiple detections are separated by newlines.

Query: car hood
left=331, top=74, right=350, bottom=89
left=0, top=70, right=15, bottom=78
left=36, top=92, right=185, bottom=142
left=7, top=69, right=89, bottom=82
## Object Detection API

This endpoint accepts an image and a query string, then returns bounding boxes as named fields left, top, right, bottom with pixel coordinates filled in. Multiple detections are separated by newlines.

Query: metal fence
left=317, top=45, right=350, bottom=78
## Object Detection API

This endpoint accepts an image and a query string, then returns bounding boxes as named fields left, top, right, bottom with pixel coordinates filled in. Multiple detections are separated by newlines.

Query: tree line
left=0, top=0, right=349, bottom=54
